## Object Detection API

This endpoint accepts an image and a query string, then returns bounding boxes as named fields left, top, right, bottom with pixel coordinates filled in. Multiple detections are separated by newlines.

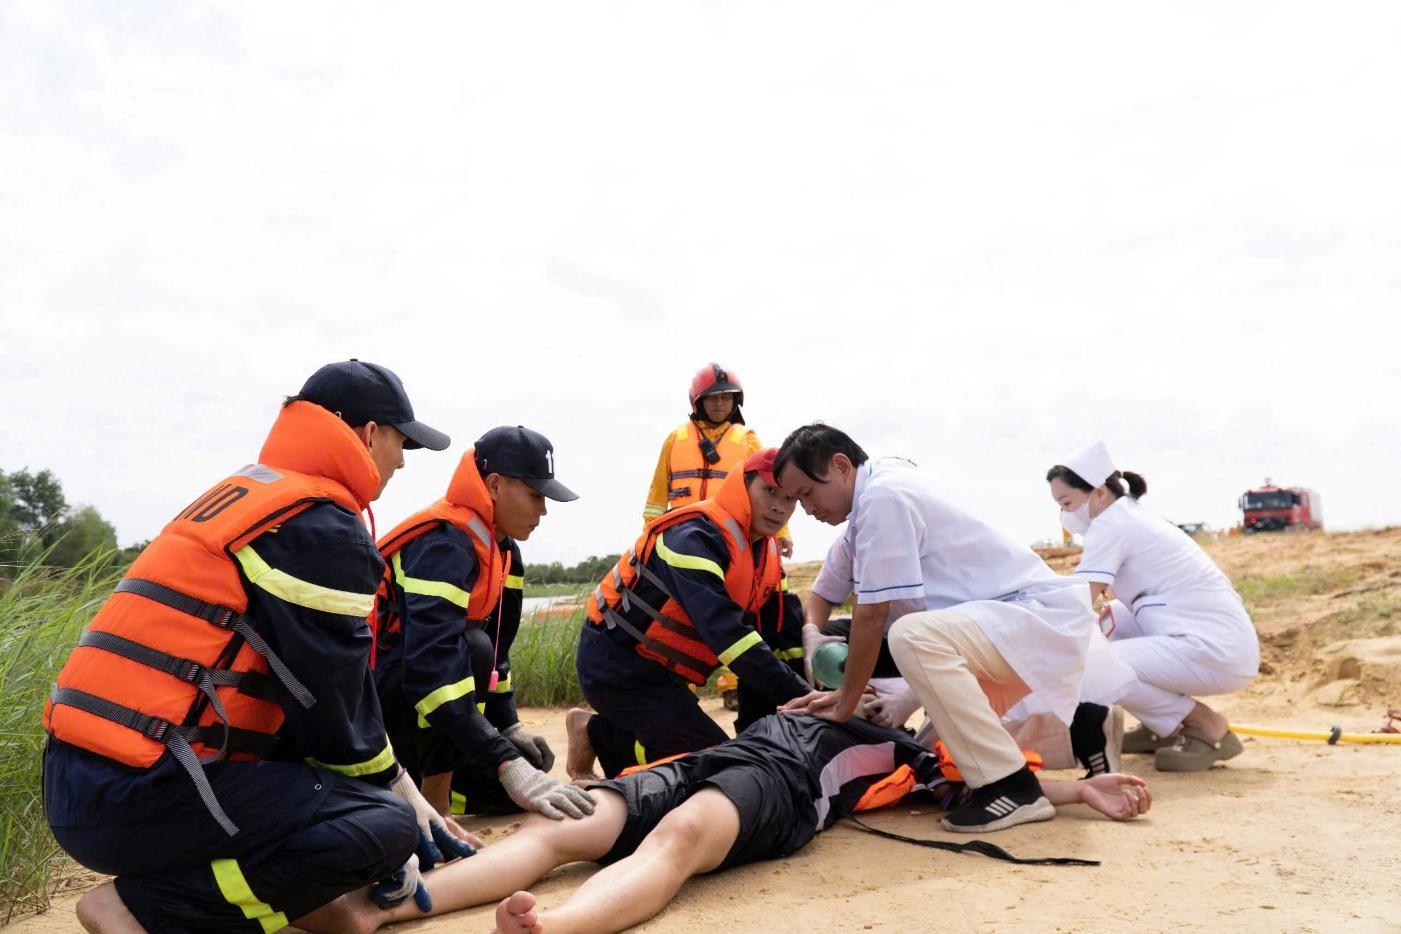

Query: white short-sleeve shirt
left=841, top=459, right=1122, bottom=721
left=1076, top=497, right=1239, bottom=606
left=811, top=533, right=856, bottom=606
left=1075, top=497, right=1255, bottom=668
left=846, top=459, right=1063, bottom=617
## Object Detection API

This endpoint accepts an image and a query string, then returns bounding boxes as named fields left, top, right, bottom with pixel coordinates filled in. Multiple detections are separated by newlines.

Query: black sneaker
left=1070, top=702, right=1123, bottom=778
left=940, top=766, right=1055, bottom=833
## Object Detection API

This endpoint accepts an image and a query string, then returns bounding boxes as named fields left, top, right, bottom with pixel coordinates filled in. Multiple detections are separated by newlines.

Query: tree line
left=523, top=554, right=620, bottom=585
left=0, top=468, right=143, bottom=571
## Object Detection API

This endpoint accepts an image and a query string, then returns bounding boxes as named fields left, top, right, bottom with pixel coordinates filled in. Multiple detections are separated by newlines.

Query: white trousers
left=888, top=609, right=1030, bottom=788
left=1114, top=635, right=1255, bottom=735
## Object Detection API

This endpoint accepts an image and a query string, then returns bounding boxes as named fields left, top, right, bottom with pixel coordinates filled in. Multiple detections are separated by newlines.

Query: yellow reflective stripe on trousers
left=718, top=631, right=764, bottom=666
left=233, top=546, right=375, bottom=617
left=634, top=740, right=647, bottom=765
left=392, top=552, right=472, bottom=610
left=211, top=858, right=288, bottom=933
left=415, top=675, right=476, bottom=727
left=490, top=672, right=513, bottom=693
left=774, top=646, right=804, bottom=660
left=654, top=534, right=725, bottom=581
left=306, top=739, right=395, bottom=778
left=451, top=790, right=468, bottom=815
left=504, top=574, right=525, bottom=590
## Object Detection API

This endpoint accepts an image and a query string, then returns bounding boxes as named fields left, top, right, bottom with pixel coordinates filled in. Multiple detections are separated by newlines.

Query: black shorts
left=592, top=741, right=816, bottom=871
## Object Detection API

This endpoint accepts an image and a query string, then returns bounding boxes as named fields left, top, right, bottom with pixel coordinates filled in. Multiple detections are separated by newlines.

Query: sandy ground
left=14, top=529, right=1401, bottom=933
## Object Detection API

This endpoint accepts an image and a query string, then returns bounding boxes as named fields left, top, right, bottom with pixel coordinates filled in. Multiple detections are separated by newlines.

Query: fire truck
left=1239, top=480, right=1323, bottom=532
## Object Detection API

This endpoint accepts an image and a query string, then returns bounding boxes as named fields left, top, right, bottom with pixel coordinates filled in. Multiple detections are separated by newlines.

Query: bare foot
left=76, top=882, right=145, bottom=933
left=565, top=708, right=600, bottom=782
left=495, top=890, right=544, bottom=933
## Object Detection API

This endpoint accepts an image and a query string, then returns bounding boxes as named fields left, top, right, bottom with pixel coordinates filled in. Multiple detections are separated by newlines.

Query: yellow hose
left=1230, top=724, right=1401, bottom=745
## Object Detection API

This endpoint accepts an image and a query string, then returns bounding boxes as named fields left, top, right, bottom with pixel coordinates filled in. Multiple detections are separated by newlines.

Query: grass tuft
left=0, top=545, right=122, bottom=921
left=510, top=609, right=586, bottom=708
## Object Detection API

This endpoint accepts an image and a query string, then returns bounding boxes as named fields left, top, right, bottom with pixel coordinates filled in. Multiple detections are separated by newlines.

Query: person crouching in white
left=1050, top=441, right=1259, bottom=772
left=776, top=424, right=1133, bottom=833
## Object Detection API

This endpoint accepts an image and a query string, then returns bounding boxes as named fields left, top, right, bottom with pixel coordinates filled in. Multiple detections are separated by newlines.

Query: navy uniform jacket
left=587, top=517, right=809, bottom=703
left=374, top=526, right=523, bottom=769
left=46, top=501, right=397, bottom=826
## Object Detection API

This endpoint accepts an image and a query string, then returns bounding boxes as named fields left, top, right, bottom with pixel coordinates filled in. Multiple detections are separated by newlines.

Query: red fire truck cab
left=1239, top=481, right=1323, bottom=532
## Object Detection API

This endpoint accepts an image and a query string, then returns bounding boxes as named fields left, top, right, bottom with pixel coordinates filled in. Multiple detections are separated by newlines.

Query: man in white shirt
left=775, top=424, right=1132, bottom=833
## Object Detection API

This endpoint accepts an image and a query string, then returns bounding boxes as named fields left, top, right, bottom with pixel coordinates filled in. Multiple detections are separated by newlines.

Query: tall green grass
left=511, top=609, right=586, bottom=708
left=1, top=546, right=121, bottom=921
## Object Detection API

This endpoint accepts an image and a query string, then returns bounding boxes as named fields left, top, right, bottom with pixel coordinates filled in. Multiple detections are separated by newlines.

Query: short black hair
left=774, top=423, right=869, bottom=483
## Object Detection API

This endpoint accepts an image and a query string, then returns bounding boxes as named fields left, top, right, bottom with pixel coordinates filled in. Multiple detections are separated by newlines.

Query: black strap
left=50, top=688, right=241, bottom=836
left=844, top=816, right=1099, bottom=866
left=115, top=577, right=314, bottom=709
left=603, top=607, right=708, bottom=676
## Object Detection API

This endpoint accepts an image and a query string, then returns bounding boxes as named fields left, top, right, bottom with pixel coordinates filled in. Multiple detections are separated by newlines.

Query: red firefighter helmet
left=689, top=364, right=745, bottom=423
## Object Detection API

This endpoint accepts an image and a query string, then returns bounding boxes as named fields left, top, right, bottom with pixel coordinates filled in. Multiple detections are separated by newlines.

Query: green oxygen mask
left=811, top=642, right=849, bottom=690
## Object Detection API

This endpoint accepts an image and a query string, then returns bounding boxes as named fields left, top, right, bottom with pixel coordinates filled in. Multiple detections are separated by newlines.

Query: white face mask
left=1061, top=501, right=1091, bottom=535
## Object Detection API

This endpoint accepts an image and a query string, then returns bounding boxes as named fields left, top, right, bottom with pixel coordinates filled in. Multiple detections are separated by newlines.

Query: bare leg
left=299, top=791, right=629, bottom=933
left=565, top=708, right=600, bottom=782
left=75, top=883, right=145, bottom=934
left=1182, top=700, right=1229, bottom=743
left=420, top=771, right=453, bottom=815
left=519, top=787, right=740, bottom=934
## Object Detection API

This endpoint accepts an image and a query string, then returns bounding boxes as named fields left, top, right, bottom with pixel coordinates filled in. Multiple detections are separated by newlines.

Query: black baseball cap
left=298, top=359, right=450, bottom=451
left=474, top=426, right=578, bottom=502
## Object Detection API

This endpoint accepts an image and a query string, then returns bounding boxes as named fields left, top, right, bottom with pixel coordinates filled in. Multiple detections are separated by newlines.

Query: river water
left=521, top=592, right=584, bottom=617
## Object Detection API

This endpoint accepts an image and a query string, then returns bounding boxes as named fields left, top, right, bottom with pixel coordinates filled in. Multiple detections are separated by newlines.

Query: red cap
left=743, top=447, right=779, bottom=486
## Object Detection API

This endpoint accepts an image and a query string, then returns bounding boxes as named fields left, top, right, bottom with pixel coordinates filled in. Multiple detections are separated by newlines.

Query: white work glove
left=370, top=853, right=432, bottom=911
left=502, top=723, right=556, bottom=772
left=801, top=623, right=844, bottom=687
left=498, top=757, right=597, bottom=820
left=389, top=768, right=479, bottom=870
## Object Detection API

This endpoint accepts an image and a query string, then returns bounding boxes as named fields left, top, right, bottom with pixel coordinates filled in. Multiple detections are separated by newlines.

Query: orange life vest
left=587, top=469, right=781, bottom=684
left=665, top=420, right=751, bottom=509
left=374, top=449, right=506, bottom=656
left=43, top=402, right=380, bottom=835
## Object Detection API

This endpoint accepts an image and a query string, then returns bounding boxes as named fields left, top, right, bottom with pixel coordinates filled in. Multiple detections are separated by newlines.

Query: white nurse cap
left=1064, top=440, right=1117, bottom=488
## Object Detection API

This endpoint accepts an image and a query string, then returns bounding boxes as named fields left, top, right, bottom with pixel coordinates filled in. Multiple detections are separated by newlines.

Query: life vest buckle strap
left=114, top=577, right=247, bottom=631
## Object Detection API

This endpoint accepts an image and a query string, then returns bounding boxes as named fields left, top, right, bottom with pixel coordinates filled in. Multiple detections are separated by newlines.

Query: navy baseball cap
left=298, top=360, right=450, bottom=451
left=475, top=426, right=578, bottom=502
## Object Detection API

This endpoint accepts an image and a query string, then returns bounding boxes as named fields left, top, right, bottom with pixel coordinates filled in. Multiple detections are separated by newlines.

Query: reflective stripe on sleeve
left=392, top=553, right=472, bottom=610
left=233, top=546, right=375, bottom=617
left=451, top=791, right=468, bottom=815
left=718, top=631, right=764, bottom=666
left=634, top=740, right=647, bottom=765
left=415, top=675, right=476, bottom=727
left=305, top=739, right=396, bottom=778
left=490, top=672, right=513, bottom=693
left=643, top=505, right=665, bottom=519
left=212, top=858, right=289, bottom=933
left=774, top=646, right=804, bottom=660
left=654, top=534, right=725, bottom=581
left=779, top=576, right=789, bottom=592
left=504, top=574, right=524, bottom=590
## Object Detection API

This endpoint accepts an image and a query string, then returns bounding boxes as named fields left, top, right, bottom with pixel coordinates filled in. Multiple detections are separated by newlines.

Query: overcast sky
left=3, top=2, right=1399, bottom=566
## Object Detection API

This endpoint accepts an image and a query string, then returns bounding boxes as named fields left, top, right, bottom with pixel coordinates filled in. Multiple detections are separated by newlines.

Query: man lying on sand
left=307, top=714, right=1151, bottom=934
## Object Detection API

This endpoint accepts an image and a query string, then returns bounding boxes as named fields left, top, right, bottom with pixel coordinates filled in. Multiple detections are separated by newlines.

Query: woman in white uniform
left=1050, top=441, right=1260, bottom=772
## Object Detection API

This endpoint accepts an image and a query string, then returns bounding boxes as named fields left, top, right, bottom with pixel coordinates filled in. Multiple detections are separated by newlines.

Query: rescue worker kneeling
left=374, top=426, right=595, bottom=821
left=42, top=361, right=479, bottom=933
left=567, top=448, right=810, bottom=780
